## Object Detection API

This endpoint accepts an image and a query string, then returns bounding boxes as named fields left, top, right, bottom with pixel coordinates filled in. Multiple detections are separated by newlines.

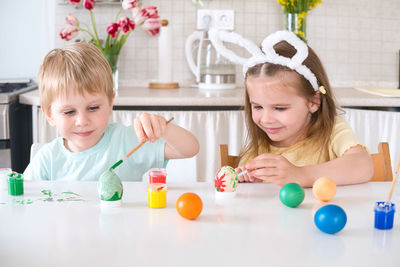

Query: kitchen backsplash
left=55, top=0, right=400, bottom=88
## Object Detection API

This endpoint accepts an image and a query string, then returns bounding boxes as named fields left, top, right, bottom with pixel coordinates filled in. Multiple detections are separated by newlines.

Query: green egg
left=279, top=183, right=305, bottom=208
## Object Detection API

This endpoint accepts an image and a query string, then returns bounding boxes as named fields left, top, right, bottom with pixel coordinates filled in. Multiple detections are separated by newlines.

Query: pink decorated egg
left=214, top=166, right=238, bottom=193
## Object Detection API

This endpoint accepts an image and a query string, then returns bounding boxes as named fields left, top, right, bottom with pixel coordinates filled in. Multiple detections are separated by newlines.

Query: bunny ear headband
left=208, top=29, right=325, bottom=93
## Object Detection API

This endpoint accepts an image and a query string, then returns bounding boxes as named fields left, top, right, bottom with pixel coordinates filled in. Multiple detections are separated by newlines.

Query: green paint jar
left=7, top=173, right=24, bottom=196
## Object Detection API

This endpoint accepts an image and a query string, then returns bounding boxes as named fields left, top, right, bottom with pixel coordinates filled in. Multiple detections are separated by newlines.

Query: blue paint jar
left=374, top=202, right=395, bottom=230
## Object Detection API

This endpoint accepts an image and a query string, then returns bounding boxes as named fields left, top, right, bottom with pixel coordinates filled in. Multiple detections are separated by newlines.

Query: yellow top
left=239, top=116, right=368, bottom=167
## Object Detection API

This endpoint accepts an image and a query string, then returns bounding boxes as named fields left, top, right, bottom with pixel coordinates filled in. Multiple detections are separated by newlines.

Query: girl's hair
left=38, top=42, right=113, bottom=114
left=241, top=40, right=338, bottom=162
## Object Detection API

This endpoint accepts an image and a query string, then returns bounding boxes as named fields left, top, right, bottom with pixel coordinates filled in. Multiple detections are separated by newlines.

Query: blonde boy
left=24, top=42, right=199, bottom=181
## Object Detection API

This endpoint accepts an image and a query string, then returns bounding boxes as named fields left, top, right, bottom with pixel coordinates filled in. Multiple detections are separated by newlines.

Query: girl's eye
left=88, top=106, right=99, bottom=111
left=252, top=105, right=263, bottom=110
left=275, top=107, right=287, bottom=111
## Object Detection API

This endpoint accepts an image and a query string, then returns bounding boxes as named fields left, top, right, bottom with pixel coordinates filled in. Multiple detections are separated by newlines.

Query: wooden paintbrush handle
left=125, top=117, right=174, bottom=159
left=388, top=157, right=400, bottom=201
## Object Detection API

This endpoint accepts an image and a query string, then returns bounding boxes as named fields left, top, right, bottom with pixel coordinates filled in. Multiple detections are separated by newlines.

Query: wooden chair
left=370, top=142, right=393, bottom=181
left=219, top=142, right=393, bottom=182
left=219, top=144, right=240, bottom=169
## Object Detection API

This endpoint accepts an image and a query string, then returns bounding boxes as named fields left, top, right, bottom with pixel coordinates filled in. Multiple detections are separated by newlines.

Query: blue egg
left=314, top=204, right=347, bottom=234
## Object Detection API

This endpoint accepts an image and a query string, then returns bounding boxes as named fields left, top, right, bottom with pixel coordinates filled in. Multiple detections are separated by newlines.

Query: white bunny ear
left=208, top=28, right=263, bottom=65
left=245, top=30, right=318, bottom=91
left=261, top=30, right=308, bottom=69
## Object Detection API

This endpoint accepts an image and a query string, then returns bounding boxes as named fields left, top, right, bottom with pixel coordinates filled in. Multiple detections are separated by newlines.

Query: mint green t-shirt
left=23, top=123, right=167, bottom=181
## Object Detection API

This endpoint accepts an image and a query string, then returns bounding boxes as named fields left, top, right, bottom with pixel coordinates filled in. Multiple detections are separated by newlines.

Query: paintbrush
left=386, top=156, right=400, bottom=205
left=109, top=117, right=174, bottom=171
left=237, top=141, right=302, bottom=177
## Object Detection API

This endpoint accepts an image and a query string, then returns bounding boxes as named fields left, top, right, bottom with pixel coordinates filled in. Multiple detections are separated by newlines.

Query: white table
left=1, top=181, right=399, bottom=267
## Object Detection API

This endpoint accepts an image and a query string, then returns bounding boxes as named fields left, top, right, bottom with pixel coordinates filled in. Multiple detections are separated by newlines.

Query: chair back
left=219, top=144, right=240, bottom=168
left=370, top=142, right=392, bottom=181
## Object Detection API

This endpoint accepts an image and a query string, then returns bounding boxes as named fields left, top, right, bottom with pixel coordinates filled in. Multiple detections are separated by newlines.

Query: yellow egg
left=312, top=177, right=337, bottom=202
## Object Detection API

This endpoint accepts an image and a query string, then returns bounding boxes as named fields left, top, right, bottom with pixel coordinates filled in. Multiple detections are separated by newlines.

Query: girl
left=220, top=31, right=373, bottom=187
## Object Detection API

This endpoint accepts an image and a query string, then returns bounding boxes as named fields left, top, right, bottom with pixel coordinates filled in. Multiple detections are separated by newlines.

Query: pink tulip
left=143, top=6, right=159, bottom=19
left=60, top=25, right=78, bottom=41
left=122, top=0, right=138, bottom=10
left=131, top=7, right=147, bottom=25
left=118, top=17, right=135, bottom=34
left=106, top=23, right=119, bottom=38
left=65, top=14, right=79, bottom=26
left=67, top=0, right=81, bottom=5
left=84, top=0, right=95, bottom=10
left=142, top=18, right=161, bottom=36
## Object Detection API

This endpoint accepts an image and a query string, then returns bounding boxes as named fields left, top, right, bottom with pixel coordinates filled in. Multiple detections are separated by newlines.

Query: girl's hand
left=245, top=153, right=301, bottom=187
left=134, top=113, right=167, bottom=143
left=235, top=166, right=263, bottom=183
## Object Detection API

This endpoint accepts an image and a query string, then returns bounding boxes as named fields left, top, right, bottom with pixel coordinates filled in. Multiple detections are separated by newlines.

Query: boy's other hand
left=134, top=113, right=167, bottom=143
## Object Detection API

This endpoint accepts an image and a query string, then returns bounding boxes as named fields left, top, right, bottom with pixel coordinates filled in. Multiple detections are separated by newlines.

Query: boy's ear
left=41, top=106, right=56, bottom=127
left=109, top=92, right=116, bottom=115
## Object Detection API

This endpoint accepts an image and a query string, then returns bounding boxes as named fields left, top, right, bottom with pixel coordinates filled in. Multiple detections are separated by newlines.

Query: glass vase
left=103, top=51, right=119, bottom=94
left=285, top=13, right=307, bottom=42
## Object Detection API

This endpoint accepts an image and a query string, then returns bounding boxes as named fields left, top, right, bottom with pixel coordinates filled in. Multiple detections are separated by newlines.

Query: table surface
left=19, top=87, right=400, bottom=107
left=0, top=181, right=399, bottom=267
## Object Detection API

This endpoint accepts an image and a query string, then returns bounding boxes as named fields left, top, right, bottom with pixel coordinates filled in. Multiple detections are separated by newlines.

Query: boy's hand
left=134, top=113, right=167, bottom=143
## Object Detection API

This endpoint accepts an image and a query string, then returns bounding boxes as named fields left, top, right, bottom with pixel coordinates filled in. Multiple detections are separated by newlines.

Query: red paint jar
left=149, top=168, right=167, bottom=184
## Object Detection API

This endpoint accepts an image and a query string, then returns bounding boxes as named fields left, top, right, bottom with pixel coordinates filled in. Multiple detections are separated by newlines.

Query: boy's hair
left=241, top=40, right=338, bottom=162
left=38, top=42, right=114, bottom=114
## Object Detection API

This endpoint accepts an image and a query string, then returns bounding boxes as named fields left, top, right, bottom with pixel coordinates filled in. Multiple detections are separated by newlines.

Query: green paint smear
left=14, top=199, right=34, bottom=205
left=39, top=189, right=85, bottom=202
left=62, top=191, right=82, bottom=197
left=2, top=189, right=85, bottom=205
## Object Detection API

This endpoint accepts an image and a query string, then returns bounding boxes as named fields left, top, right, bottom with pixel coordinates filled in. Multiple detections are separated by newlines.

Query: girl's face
left=246, top=72, right=319, bottom=147
left=45, top=90, right=114, bottom=152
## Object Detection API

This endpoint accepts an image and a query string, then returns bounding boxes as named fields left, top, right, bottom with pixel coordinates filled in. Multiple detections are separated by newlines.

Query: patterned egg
left=214, top=166, right=238, bottom=193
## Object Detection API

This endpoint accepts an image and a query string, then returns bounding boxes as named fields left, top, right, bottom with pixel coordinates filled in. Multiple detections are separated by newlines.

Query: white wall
left=53, top=0, right=400, bottom=88
left=0, top=0, right=55, bottom=80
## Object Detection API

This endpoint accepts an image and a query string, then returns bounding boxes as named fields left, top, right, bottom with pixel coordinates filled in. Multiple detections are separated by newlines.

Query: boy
left=24, top=42, right=199, bottom=181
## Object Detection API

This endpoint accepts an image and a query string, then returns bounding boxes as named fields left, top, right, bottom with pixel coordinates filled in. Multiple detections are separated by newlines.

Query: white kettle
left=185, top=29, right=236, bottom=90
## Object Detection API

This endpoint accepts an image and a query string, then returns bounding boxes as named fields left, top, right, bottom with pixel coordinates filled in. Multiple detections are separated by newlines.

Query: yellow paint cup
left=147, top=184, right=167, bottom=208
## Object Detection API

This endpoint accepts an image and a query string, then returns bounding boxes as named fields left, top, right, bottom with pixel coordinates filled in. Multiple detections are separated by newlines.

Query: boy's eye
left=63, top=110, right=75, bottom=115
left=275, top=107, right=287, bottom=111
left=88, top=106, right=99, bottom=111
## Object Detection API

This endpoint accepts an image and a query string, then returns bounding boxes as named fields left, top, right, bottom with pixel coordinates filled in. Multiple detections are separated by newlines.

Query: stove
left=0, top=79, right=37, bottom=173
left=0, top=79, right=37, bottom=103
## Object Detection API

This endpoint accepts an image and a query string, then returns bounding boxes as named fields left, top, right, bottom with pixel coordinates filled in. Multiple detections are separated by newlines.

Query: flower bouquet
left=276, top=0, right=322, bottom=41
left=60, top=0, right=161, bottom=91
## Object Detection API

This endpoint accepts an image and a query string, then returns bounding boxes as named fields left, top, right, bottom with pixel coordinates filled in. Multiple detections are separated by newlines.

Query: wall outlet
left=197, top=9, right=235, bottom=30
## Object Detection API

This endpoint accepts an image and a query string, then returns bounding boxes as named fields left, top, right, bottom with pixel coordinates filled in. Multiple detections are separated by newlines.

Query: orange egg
left=176, top=192, right=203, bottom=220
left=312, top=177, right=337, bottom=202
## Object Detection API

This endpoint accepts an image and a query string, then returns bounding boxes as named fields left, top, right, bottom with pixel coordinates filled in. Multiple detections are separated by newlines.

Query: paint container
left=148, top=168, right=167, bottom=184
left=374, top=201, right=396, bottom=230
left=0, top=168, right=12, bottom=190
left=7, top=172, right=24, bottom=196
left=147, top=184, right=167, bottom=208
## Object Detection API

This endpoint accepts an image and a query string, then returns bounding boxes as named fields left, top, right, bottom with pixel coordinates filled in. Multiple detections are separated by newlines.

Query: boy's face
left=246, top=72, right=319, bottom=147
left=45, top=90, right=114, bottom=152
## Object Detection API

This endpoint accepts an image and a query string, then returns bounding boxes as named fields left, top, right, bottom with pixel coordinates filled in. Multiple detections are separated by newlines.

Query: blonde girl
left=210, top=30, right=373, bottom=187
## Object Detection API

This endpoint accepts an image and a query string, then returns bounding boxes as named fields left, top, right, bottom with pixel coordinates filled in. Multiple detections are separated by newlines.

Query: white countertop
left=19, top=86, right=400, bottom=107
left=0, top=181, right=399, bottom=267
